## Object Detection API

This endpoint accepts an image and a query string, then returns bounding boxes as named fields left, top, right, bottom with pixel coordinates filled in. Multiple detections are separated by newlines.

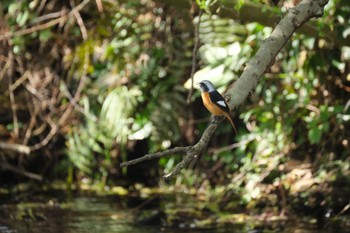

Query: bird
left=198, top=80, right=237, bottom=134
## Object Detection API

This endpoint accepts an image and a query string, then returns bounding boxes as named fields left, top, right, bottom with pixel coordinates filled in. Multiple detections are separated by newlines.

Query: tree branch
left=213, top=0, right=341, bottom=45
left=226, top=0, right=328, bottom=108
left=156, top=0, right=343, bottom=46
left=121, top=117, right=221, bottom=180
left=121, top=0, right=329, bottom=180
left=120, top=146, right=191, bottom=168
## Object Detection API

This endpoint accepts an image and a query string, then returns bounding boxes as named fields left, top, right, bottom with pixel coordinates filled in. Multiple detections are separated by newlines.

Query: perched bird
left=198, top=80, right=237, bottom=134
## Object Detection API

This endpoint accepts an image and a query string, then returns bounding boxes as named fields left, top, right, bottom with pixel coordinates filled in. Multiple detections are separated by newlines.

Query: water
left=1, top=195, right=159, bottom=233
left=1, top=194, right=228, bottom=233
left=0, top=195, right=347, bottom=233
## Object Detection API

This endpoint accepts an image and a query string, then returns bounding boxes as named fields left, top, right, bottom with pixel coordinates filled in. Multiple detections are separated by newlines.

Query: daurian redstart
left=198, top=80, right=237, bottom=134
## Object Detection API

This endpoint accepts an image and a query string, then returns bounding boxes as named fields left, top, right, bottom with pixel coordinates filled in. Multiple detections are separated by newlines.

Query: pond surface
left=0, top=194, right=346, bottom=233
left=1, top=195, right=158, bottom=233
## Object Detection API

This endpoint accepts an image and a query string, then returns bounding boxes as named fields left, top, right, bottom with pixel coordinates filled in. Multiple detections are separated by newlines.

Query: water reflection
left=0, top=195, right=346, bottom=233
left=1, top=196, right=152, bottom=233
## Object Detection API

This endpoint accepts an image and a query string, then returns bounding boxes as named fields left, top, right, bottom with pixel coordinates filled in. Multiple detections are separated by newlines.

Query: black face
left=199, top=82, right=210, bottom=92
left=198, top=80, right=215, bottom=92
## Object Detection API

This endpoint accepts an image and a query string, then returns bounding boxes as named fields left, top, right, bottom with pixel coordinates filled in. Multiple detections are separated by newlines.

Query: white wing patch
left=216, top=100, right=227, bottom=107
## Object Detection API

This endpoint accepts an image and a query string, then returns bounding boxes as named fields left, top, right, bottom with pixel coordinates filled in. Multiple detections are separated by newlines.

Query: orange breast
left=201, top=92, right=224, bottom=116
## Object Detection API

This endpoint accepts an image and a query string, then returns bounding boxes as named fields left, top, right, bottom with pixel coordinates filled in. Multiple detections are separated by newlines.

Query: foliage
left=0, top=0, right=191, bottom=183
left=64, top=1, right=191, bottom=181
left=184, top=0, right=350, bottom=217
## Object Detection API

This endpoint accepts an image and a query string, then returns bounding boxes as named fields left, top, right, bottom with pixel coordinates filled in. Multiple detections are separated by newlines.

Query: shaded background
left=0, top=0, right=349, bottom=231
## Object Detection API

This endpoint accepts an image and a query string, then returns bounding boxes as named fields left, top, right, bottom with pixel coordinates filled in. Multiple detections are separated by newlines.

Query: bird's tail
left=224, top=112, right=237, bottom=135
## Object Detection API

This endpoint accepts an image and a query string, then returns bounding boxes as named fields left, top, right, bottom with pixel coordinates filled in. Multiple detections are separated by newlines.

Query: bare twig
left=60, top=81, right=98, bottom=122
left=121, top=0, right=329, bottom=180
left=0, top=16, right=67, bottom=41
left=0, top=56, right=11, bottom=82
left=70, top=0, right=88, bottom=40
left=335, top=203, right=350, bottom=217
left=0, top=0, right=90, bottom=41
left=0, top=141, right=31, bottom=154
left=324, top=202, right=350, bottom=228
left=38, top=0, right=47, bottom=13
left=29, top=123, right=58, bottom=151
left=58, top=48, right=90, bottom=124
left=186, top=9, right=202, bottom=103
left=344, top=99, right=350, bottom=112
left=121, top=147, right=191, bottom=168
left=8, top=56, right=19, bottom=137
left=28, top=2, right=91, bottom=152
left=32, top=9, right=68, bottom=24
left=29, top=56, right=89, bottom=151
left=8, top=71, right=29, bottom=92
left=121, top=116, right=223, bottom=180
left=95, top=0, right=104, bottom=13
left=0, top=161, right=42, bottom=180
left=24, top=83, right=48, bottom=108
left=23, top=103, right=40, bottom=145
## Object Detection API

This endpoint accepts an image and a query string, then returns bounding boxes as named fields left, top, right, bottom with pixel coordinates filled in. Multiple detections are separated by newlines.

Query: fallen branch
left=121, top=0, right=329, bottom=180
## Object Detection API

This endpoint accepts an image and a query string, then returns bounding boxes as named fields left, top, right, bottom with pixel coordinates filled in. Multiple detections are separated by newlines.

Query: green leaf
left=234, top=0, right=245, bottom=11
left=16, top=10, right=29, bottom=27
left=308, top=126, right=322, bottom=144
left=8, top=3, right=18, bottom=15
left=342, top=26, right=350, bottom=39
left=39, top=29, right=52, bottom=42
left=195, top=0, right=208, bottom=10
left=331, top=59, right=345, bottom=72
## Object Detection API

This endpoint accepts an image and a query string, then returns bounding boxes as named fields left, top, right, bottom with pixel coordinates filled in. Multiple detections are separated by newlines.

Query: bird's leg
left=210, top=116, right=218, bottom=124
left=211, top=115, right=224, bottom=125
left=224, top=94, right=231, bottom=103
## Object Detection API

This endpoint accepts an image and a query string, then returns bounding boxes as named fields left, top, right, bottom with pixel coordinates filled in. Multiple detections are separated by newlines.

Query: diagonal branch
left=120, top=0, right=329, bottom=180
left=121, top=146, right=191, bottom=168
left=226, top=0, right=329, bottom=109
left=121, top=117, right=221, bottom=180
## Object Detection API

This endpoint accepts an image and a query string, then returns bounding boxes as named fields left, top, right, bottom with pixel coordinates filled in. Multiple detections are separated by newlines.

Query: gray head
left=198, top=80, right=216, bottom=93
